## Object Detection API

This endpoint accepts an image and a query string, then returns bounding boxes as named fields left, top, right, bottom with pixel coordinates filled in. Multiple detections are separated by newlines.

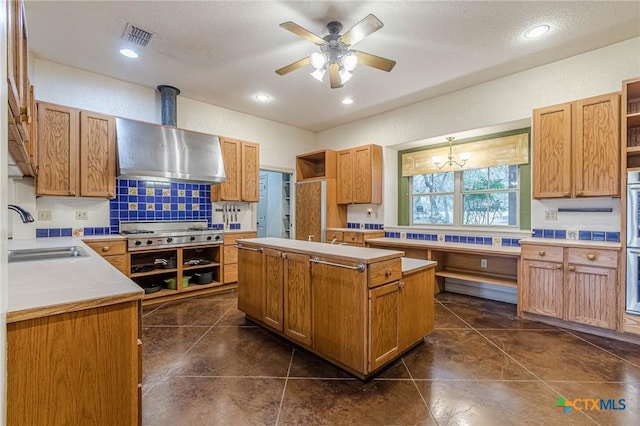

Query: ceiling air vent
left=122, top=23, right=153, bottom=47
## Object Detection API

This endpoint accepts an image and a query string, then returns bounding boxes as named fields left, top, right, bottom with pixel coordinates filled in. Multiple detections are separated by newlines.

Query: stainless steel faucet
left=8, top=204, right=34, bottom=223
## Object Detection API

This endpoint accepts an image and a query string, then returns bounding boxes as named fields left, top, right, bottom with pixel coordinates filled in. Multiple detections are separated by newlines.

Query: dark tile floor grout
left=141, top=290, right=640, bottom=425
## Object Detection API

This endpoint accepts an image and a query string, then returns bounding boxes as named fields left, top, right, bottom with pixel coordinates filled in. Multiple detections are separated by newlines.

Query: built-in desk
left=366, top=237, right=520, bottom=303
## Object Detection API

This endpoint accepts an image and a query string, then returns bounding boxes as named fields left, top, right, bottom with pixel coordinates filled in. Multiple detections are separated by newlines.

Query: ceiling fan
left=275, top=14, right=396, bottom=89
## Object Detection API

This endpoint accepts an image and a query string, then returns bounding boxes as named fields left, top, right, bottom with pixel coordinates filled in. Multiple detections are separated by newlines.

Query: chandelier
left=432, top=137, right=470, bottom=169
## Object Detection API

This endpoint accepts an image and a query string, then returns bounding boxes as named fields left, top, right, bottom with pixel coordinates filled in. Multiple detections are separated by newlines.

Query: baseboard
left=444, top=278, right=517, bottom=304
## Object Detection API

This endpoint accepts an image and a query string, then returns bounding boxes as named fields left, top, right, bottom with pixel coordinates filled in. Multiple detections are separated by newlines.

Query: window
left=411, top=165, right=519, bottom=227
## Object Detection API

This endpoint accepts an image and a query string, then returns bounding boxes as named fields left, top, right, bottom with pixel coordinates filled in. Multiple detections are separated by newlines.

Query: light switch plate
left=544, top=210, right=558, bottom=221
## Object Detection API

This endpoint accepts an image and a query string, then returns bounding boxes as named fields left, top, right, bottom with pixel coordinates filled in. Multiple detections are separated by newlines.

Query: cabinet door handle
left=399, top=281, right=405, bottom=289
left=384, top=268, right=393, bottom=276
left=538, top=250, right=545, bottom=256
left=102, top=246, right=110, bottom=252
left=555, top=264, right=563, bottom=269
left=587, top=254, right=596, bottom=261
left=568, top=266, right=575, bottom=271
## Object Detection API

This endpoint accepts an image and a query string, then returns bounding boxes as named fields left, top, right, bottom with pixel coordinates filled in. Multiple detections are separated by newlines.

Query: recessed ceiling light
left=342, top=98, right=354, bottom=105
left=524, top=25, right=550, bottom=39
left=255, top=94, right=271, bottom=102
left=120, top=48, right=138, bottom=58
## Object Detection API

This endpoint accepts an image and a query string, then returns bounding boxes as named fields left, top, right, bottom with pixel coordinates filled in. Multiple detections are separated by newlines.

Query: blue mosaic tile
left=484, top=237, right=492, bottom=245
left=606, top=232, right=620, bottom=242
left=592, top=231, right=605, bottom=241
left=543, top=229, right=554, bottom=238
left=513, top=239, right=521, bottom=247
left=444, top=235, right=452, bottom=242
left=532, top=229, right=543, bottom=238
left=460, top=236, right=467, bottom=243
left=84, top=227, right=95, bottom=236
left=36, top=229, right=48, bottom=238
left=554, top=230, right=566, bottom=239
left=61, top=228, right=72, bottom=237
left=579, top=230, right=592, bottom=240
left=48, top=228, right=61, bottom=237
left=502, top=238, right=511, bottom=247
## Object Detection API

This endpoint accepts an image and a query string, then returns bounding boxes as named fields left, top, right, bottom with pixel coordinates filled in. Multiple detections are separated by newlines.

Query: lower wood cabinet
left=369, top=281, right=400, bottom=371
left=283, top=252, right=312, bottom=345
left=84, top=238, right=129, bottom=275
left=237, top=244, right=263, bottom=319
left=520, top=242, right=619, bottom=330
left=7, top=300, right=141, bottom=425
left=223, top=231, right=258, bottom=284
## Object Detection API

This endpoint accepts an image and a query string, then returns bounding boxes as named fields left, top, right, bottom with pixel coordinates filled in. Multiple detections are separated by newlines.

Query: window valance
left=401, top=131, right=529, bottom=176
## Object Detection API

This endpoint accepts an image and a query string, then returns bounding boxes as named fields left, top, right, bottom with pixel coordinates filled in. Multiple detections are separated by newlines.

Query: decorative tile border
left=383, top=231, right=521, bottom=246
left=36, top=227, right=110, bottom=238
left=347, top=222, right=384, bottom=230
left=532, top=228, right=620, bottom=242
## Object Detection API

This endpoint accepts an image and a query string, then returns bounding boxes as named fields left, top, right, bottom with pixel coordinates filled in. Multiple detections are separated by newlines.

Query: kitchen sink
left=8, top=246, right=89, bottom=262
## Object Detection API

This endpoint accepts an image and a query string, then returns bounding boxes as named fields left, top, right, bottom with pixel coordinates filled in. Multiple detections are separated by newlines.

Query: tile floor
left=141, top=291, right=640, bottom=425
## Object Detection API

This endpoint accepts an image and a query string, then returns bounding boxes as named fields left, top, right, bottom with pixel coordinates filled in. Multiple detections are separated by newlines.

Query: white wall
left=316, top=37, right=640, bottom=231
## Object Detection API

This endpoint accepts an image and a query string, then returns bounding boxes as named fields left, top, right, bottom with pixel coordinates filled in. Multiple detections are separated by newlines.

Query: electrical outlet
left=545, top=210, right=558, bottom=221
left=480, top=259, right=488, bottom=268
left=75, top=210, right=89, bottom=220
left=37, top=210, right=52, bottom=221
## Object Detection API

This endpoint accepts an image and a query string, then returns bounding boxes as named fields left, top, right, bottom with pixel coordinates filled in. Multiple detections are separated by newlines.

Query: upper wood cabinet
left=7, top=0, right=35, bottom=176
left=533, top=93, right=620, bottom=198
left=211, top=138, right=260, bottom=202
left=36, top=102, right=116, bottom=198
left=337, top=144, right=382, bottom=204
left=296, top=149, right=336, bottom=181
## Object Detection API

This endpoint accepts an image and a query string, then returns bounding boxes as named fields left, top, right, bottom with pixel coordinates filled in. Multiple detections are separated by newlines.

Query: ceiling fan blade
left=279, top=21, right=326, bottom=45
left=275, top=57, right=311, bottom=76
left=353, top=50, right=396, bottom=72
left=341, top=14, right=384, bottom=46
left=328, top=63, right=342, bottom=89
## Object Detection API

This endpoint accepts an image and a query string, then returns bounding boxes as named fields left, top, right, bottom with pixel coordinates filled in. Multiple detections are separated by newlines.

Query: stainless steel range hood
left=116, top=85, right=226, bottom=184
left=116, top=118, right=227, bottom=184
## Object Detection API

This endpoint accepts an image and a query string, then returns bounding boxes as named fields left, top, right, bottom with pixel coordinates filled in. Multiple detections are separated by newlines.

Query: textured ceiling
left=24, top=1, right=640, bottom=132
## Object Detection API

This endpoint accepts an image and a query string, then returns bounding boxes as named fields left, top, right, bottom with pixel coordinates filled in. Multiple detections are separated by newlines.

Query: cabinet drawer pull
left=538, top=250, right=545, bottom=256
left=555, top=264, right=563, bottom=269
left=102, top=246, right=110, bottom=252
left=237, top=245, right=263, bottom=253
left=384, top=268, right=392, bottom=277
left=587, top=254, right=596, bottom=261
left=399, top=281, right=405, bottom=289
left=568, top=266, right=576, bottom=271
left=310, top=256, right=365, bottom=272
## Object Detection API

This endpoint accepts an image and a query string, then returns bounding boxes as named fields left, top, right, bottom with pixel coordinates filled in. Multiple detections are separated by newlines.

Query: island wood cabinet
left=211, top=138, right=260, bottom=202
left=532, top=92, right=620, bottom=198
left=520, top=242, right=619, bottom=330
left=237, top=238, right=435, bottom=378
left=36, top=102, right=116, bottom=198
left=84, top=239, right=129, bottom=276
left=7, top=299, right=142, bottom=426
left=337, top=144, right=382, bottom=204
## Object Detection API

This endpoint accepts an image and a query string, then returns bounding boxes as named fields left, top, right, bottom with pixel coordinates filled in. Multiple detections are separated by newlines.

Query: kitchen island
left=236, top=237, right=436, bottom=379
left=7, top=237, right=143, bottom=426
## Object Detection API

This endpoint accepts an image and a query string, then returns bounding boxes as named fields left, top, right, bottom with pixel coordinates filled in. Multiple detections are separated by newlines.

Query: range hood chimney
left=115, top=85, right=227, bottom=184
left=158, top=85, right=180, bottom=127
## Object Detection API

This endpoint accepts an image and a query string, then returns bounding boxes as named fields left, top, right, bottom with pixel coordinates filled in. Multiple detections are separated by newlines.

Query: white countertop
left=366, top=237, right=521, bottom=256
left=240, top=237, right=404, bottom=263
left=8, top=237, right=143, bottom=323
left=519, top=237, right=622, bottom=249
left=402, top=258, right=437, bottom=274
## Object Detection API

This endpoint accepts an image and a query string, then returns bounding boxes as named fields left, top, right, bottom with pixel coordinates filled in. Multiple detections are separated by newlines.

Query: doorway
left=257, top=170, right=292, bottom=238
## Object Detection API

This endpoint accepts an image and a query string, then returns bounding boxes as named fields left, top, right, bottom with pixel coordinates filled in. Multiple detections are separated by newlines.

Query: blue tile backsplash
left=531, top=228, right=620, bottom=242
left=382, top=231, right=521, bottom=247
left=347, top=222, right=384, bottom=230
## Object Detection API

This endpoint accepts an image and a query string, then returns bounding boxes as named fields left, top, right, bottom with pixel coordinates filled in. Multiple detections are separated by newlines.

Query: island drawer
left=369, top=258, right=402, bottom=288
left=521, top=244, right=563, bottom=262
left=567, top=247, right=618, bottom=268
left=84, top=240, right=127, bottom=256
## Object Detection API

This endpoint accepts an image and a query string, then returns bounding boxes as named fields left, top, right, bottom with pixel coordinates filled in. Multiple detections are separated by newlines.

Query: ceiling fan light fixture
left=311, top=67, right=326, bottom=82
left=342, top=98, right=354, bottom=105
left=342, top=52, right=358, bottom=71
left=339, top=69, right=353, bottom=84
left=310, top=52, right=327, bottom=69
